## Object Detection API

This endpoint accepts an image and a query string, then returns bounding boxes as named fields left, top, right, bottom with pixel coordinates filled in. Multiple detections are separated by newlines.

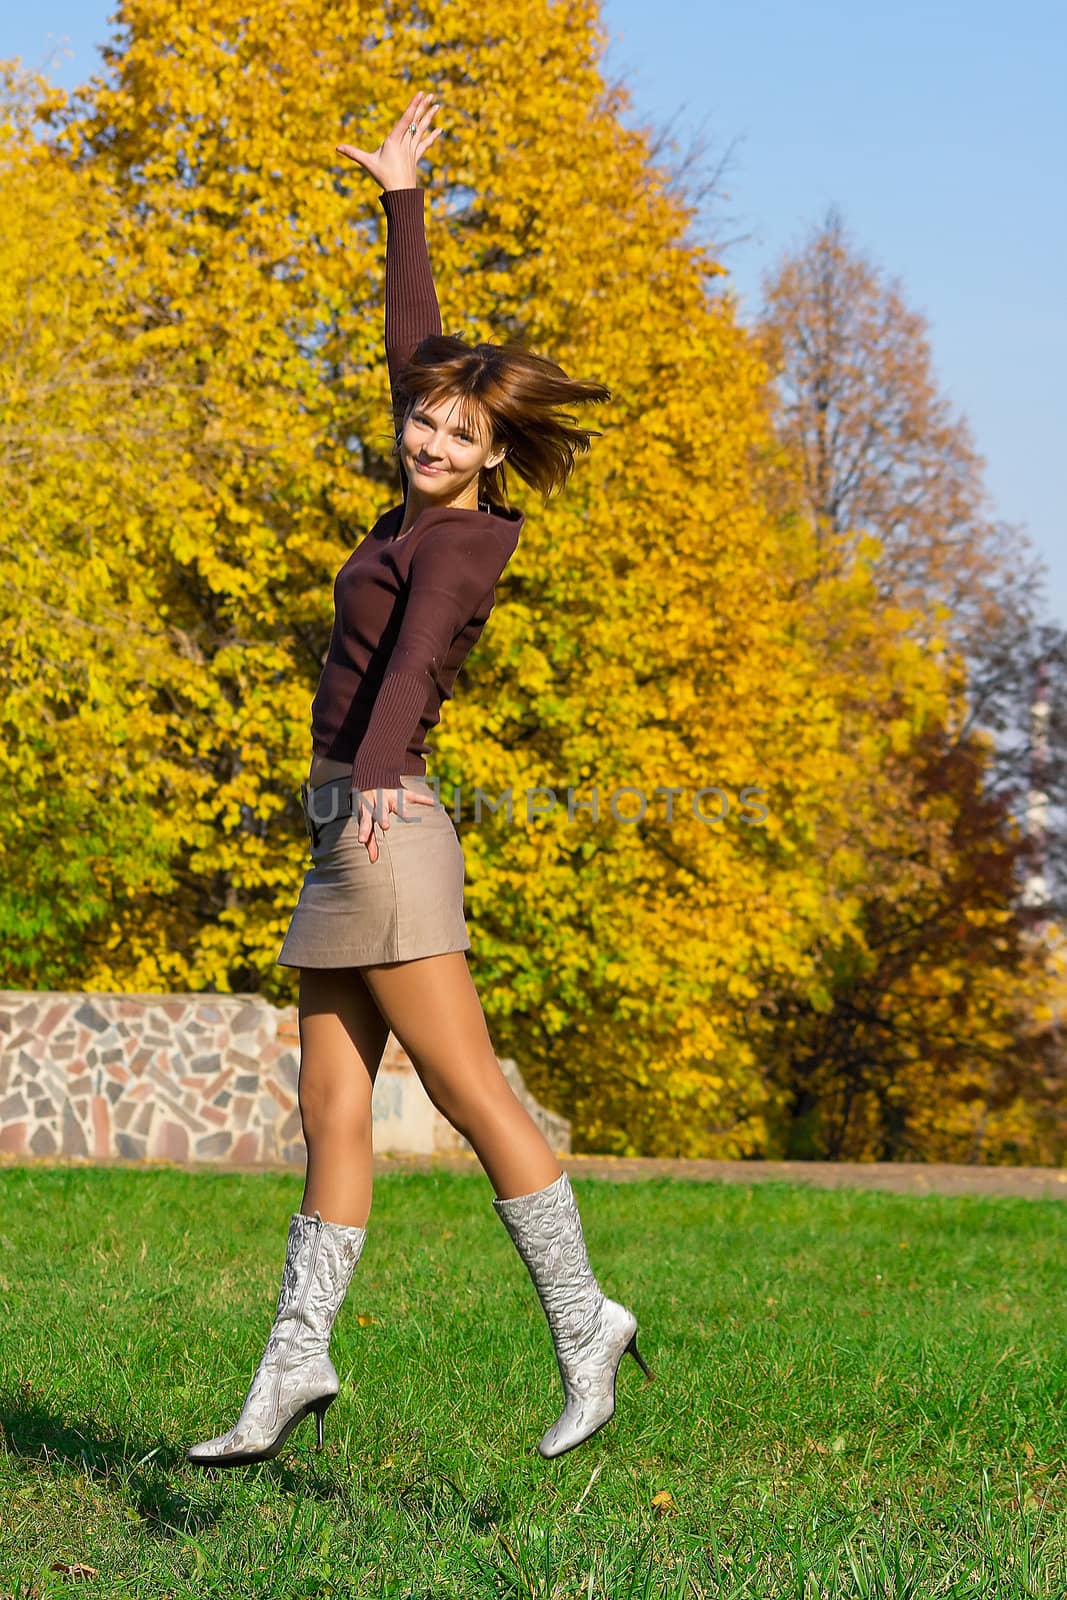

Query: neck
left=397, top=475, right=484, bottom=537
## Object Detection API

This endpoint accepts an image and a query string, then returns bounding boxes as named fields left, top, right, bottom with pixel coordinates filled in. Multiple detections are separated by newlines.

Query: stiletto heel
left=493, top=1171, right=654, bottom=1457
left=187, top=1210, right=366, bottom=1468
left=625, top=1331, right=653, bottom=1380
left=312, top=1393, right=334, bottom=1449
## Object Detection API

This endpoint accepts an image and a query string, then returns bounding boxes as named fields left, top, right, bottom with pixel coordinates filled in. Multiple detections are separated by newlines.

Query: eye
left=412, top=409, right=476, bottom=443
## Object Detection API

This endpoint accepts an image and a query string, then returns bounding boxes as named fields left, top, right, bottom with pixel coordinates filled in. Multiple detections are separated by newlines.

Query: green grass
left=0, top=1164, right=1065, bottom=1598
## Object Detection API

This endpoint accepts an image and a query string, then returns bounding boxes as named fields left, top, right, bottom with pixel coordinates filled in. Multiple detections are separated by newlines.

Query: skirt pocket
left=309, top=810, right=354, bottom=858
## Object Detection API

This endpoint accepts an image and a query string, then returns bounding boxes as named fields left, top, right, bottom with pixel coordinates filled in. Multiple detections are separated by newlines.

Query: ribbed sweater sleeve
left=380, top=186, right=442, bottom=500
left=350, top=526, right=513, bottom=794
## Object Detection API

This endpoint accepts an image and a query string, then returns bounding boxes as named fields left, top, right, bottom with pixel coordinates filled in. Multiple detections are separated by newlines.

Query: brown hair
left=392, top=334, right=612, bottom=509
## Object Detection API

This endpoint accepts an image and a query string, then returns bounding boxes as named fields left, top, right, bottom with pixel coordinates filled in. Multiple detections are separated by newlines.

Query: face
left=399, top=391, right=506, bottom=499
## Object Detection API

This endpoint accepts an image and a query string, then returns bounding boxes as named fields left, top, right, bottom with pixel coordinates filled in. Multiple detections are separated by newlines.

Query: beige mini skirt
left=276, top=774, right=471, bottom=969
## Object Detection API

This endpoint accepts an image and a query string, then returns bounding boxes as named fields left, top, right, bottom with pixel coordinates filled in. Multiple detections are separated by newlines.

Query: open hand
left=353, top=783, right=438, bottom=864
left=336, top=90, right=443, bottom=191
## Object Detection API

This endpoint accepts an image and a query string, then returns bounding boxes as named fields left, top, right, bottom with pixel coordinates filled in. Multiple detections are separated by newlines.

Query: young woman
left=187, top=90, right=652, bottom=1469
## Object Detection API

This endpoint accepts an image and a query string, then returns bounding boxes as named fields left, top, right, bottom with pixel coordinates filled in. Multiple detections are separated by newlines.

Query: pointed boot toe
left=187, top=1209, right=366, bottom=1469
left=493, top=1172, right=654, bottom=1458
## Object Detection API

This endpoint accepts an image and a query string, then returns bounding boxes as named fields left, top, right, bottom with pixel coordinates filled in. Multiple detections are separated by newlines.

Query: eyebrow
left=414, top=406, right=481, bottom=437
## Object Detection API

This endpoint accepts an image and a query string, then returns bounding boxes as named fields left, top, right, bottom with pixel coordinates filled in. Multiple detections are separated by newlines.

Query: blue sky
left=4, top=0, right=1065, bottom=625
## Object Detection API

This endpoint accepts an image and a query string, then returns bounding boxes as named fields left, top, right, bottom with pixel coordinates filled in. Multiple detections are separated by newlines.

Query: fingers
left=360, top=795, right=389, bottom=833
left=402, top=92, right=442, bottom=151
left=356, top=800, right=380, bottom=864
left=393, top=793, right=436, bottom=822
left=390, top=89, right=435, bottom=144
left=338, top=93, right=441, bottom=180
left=354, top=784, right=436, bottom=861
left=387, top=95, right=419, bottom=143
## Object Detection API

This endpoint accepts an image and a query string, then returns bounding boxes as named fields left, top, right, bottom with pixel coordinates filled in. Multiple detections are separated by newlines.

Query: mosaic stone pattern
left=0, top=991, right=570, bottom=1166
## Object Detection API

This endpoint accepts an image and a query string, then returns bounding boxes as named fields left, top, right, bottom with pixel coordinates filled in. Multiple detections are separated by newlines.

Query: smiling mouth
left=415, top=461, right=445, bottom=475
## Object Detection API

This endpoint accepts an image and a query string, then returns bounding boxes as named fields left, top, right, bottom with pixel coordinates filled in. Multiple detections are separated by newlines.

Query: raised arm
left=379, top=187, right=442, bottom=497
left=336, top=92, right=444, bottom=490
left=380, top=188, right=442, bottom=421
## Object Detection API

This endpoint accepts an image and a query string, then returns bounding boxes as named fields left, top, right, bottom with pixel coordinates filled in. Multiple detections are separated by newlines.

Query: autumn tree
left=755, top=206, right=1037, bottom=635
left=1, top=0, right=1047, bottom=1156
left=0, top=64, right=198, bottom=985
left=755, top=207, right=1067, bottom=919
left=752, top=203, right=1067, bottom=1159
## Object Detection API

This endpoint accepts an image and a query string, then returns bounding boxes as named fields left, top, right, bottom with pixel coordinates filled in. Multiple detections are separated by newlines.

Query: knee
left=420, top=1059, right=511, bottom=1135
left=298, top=1077, right=374, bottom=1145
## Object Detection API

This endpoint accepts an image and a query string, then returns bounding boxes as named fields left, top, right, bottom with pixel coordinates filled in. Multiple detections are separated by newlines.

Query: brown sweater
left=309, top=187, right=524, bottom=791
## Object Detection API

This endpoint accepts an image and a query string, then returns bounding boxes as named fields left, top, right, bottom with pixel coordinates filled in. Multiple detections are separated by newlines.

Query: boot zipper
left=266, top=1216, right=324, bottom=1433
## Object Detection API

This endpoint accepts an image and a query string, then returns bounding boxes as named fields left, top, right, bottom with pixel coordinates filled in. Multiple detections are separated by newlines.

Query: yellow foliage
left=0, top=5, right=1050, bottom=1159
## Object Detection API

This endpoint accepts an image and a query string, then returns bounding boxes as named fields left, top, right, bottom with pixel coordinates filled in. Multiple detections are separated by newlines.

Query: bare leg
left=296, top=966, right=390, bottom=1227
left=357, top=951, right=562, bottom=1200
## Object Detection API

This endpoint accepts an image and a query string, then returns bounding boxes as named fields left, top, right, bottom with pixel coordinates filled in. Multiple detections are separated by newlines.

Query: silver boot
left=187, top=1208, right=366, bottom=1468
left=493, top=1170, right=653, bottom=1458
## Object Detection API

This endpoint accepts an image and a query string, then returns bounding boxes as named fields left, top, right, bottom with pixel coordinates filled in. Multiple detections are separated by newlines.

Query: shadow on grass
left=0, top=1379, right=379, bottom=1533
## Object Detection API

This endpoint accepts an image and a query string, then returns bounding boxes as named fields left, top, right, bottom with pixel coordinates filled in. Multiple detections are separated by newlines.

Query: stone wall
left=0, top=991, right=570, bottom=1166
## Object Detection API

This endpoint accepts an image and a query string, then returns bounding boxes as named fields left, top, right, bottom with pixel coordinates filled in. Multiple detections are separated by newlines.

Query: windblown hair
left=392, top=333, right=612, bottom=510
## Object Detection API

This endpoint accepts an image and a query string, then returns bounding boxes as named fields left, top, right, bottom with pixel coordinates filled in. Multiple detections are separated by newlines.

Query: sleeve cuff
left=350, top=667, right=429, bottom=792
left=351, top=767, right=404, bottom=794
left=379, top=187, right=424, bottom=214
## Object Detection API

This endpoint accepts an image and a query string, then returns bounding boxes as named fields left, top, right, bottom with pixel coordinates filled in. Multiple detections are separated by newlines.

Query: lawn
left=1, top=1163, right=1065, bottom=1598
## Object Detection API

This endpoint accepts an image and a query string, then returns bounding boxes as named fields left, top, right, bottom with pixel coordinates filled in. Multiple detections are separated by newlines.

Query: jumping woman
left=187, top=90, right=652, bottom=1468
